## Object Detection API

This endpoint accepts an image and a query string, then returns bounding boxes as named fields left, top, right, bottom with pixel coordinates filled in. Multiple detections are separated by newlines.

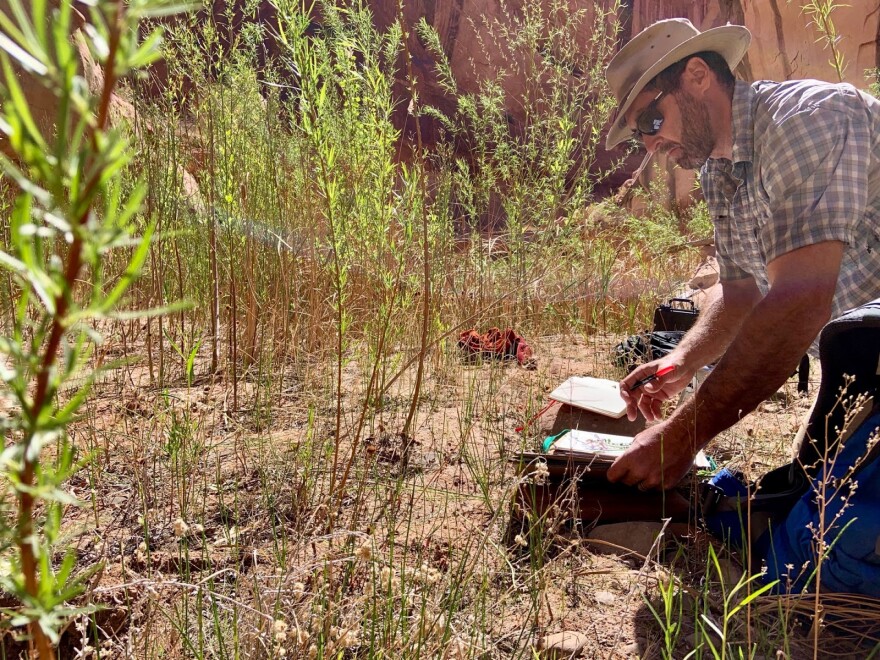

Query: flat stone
left=586, top=522, right=669, bottom=557
left=594, top=590, right=616, bottom=605
left=717, top=557, right=744, bottom=587
left=620, top=641, right=641, bottom=656
left=538, top=631, right=588, bottom=658
left=688, top=256, right=719, bottom=290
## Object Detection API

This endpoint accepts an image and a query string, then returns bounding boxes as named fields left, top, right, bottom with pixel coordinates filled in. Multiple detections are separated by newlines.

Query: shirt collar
left=730, top=80, right=755, bottom=164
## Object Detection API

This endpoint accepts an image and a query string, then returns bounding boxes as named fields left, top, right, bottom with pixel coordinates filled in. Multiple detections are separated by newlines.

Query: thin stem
left=398, top=1, right=429, bottom=440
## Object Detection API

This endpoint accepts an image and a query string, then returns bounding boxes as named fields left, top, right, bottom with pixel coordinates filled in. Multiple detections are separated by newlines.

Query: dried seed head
left=173, top=518, right=190, bottom=538
left=532, top=461, right=550, bottom=485
left=355, top=539, right=372, bottom=562
left=342, top=629, right=360, bottom=648
left=414, top=563, right=442, bottom=585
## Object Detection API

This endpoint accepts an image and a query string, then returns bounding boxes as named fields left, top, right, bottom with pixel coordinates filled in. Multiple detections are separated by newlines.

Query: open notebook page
left=547, top=428, right=710, bottom=468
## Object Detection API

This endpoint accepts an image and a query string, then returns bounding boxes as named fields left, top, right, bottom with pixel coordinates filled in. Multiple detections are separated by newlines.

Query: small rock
left=717, top=557, right=744, bottom=586
left=538, top=631, right=588, bottom=658
left=688, top=256, right=719, bottom=290
left=594, top=590, right=616, bottom=605
left=620, top=641, right=641, bottom=656
left=586, top=522, right=669, bottom=557
left=412, top=450, right=440, bottom=469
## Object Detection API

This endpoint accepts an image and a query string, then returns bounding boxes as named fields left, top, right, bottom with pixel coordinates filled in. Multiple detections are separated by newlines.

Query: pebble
left=586, top=521, right=669, bottom=557
left=620, top=641, right=641, bottom=656
left=538, top=631, right=588, bottom=658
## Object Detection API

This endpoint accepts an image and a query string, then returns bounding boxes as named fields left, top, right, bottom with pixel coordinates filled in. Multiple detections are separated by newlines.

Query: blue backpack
left=703, top=300, right=880, bottom=595
left=763, top=406, right=880, bottom=594
left=762, top=300, right=880, bottom=595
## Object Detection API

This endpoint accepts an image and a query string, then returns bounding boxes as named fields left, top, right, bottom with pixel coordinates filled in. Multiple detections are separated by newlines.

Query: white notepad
left=547, top=376, right=628, bottom=419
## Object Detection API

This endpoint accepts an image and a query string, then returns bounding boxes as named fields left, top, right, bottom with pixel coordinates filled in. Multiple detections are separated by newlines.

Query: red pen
left=629, top=365, right=676, bottom=392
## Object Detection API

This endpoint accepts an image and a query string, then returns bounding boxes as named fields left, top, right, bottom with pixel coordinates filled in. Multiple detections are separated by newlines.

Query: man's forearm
left=673, top=279, right=761, bottom=371
left=668, top=288, right=829, bottom=449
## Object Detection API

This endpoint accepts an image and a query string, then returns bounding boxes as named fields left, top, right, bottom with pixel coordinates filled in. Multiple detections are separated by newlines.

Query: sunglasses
left=634, top=90, right=666, bottom=139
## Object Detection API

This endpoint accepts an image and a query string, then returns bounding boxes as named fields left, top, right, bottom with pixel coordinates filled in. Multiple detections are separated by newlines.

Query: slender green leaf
left=0, top=250, right=27, bottom=275
left=83, top=23, right=109, bottom=61
left=132, top=2, right=199, bottom=19
left=0, top=33, right=46, bottom=75
left=107, top=299, right=194, bottom=320
left=728, top=580, right=778, bottom=618
left=98, top=220, right=154, bottom=312
left=126, top=29, right=165, bottom=69
left=0, top=55, right=48, bottom=152
left=30, top=0, right=48, bottom=48
left=0, top=155, right=51, bottom=207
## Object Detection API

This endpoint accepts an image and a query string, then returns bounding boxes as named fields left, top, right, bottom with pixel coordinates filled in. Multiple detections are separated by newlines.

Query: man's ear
left=681, top=57, right=712, bottom=94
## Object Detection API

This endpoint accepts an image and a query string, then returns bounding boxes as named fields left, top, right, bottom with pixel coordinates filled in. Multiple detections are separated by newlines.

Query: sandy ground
left=6, top=331, right=872, bottom=659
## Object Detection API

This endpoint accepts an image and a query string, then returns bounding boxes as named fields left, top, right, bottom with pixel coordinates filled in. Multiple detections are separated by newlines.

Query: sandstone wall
left=739, top=0, right=880, bottom=84
left=8, top=1, right=880, bottom=205
left=383, top=0, right=880, bottom=205
left=370, top=0, right=621, bottom=192
left=621, top=0, right=880, bottom=86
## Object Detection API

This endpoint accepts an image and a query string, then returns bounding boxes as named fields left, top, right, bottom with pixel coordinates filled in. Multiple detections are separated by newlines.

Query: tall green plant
left=0, top=0, right=188, bottom=654
left=416, top=0, right=623, bottom=318
left=800, top=0, right=849, bottom=82
left=273, top=0, right=423, bottom=510
left=866, top=67, right=880, bottom=97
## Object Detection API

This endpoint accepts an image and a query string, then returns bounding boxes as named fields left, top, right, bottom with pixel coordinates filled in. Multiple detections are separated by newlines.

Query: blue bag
left=763, top=299, right=880, bottom=595
left=702, top=299, right=880, bottom=596
left=763, top=407, right=880, bottom=595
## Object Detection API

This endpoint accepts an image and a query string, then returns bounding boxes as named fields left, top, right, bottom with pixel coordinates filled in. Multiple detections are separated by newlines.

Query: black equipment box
left=652, top=298, right=699, bottom=332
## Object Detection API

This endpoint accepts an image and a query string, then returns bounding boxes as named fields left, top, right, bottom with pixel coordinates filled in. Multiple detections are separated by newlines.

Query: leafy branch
left=0, top=0, right=191, bottom=654
left=800, top=0, right=849, bottom=82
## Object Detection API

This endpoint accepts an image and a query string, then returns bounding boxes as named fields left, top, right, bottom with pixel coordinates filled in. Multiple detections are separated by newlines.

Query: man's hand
left=606, top=418, right=695, bottom=490
left=619, top=357, right=693, bottom=422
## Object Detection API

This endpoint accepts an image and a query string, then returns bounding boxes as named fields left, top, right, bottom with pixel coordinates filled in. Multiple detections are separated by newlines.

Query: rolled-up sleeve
left=714, top=219, right=754, bottom=281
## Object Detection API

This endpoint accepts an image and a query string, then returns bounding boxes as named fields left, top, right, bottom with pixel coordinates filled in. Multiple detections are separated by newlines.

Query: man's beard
left=666, top=89, right=715, bottom=169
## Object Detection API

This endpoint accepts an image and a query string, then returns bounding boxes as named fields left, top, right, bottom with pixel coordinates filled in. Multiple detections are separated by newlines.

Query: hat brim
left=605, top=25, right=751, bottom=150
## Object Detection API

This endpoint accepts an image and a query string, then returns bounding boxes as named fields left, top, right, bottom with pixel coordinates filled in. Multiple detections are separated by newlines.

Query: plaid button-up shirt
left=701, top=79, right=880, bottom=347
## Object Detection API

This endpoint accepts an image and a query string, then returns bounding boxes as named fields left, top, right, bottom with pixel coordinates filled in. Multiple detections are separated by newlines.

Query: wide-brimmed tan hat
left=605, top=18, right=751, bottom=150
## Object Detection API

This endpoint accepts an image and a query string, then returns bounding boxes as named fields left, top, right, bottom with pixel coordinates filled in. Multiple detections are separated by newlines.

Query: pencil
left=629, top=365, right=676, bottom=392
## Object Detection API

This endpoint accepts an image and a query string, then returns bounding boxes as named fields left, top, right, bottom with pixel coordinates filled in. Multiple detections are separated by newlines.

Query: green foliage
left=128, top=0, right=681, bottom=380
left=686, top=199, right=714, bottom=238
left=800, top=0, right=849, bottom=82
left=646, top=547, right=778, bottom=659
left=0, top=0, right=189, bottom=650
left=866, top=68, right=880, bottom=98
left=417, top=0, right=622, bottom=229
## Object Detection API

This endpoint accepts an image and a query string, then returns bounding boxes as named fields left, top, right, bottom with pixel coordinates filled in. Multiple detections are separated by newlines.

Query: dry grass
left=3, top=331, right=870, bottom=658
